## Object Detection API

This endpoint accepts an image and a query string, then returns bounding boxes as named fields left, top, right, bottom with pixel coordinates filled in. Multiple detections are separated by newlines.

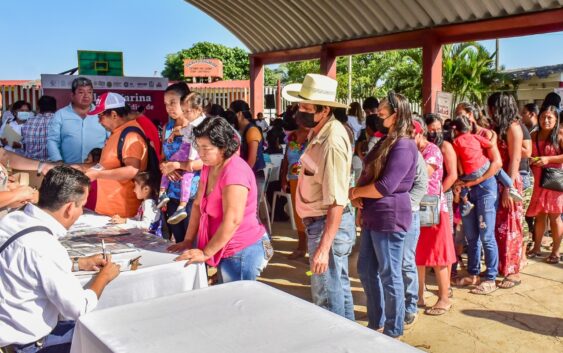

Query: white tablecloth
left=67, top=213, right=208, bottom=310
left=77, top=250, right=207, bottom=310
left=71, top=281, right=421, bottom=353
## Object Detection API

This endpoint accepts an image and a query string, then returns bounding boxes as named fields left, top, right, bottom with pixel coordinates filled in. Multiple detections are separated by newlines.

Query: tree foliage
left=163, top=41, right=515, bottom=108
left=161, top=42, right=249, bottom=81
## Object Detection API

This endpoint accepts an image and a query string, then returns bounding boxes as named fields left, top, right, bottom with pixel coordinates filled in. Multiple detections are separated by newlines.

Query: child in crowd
left=451, top=115, right=522, bottom=216
left=84, top=148, right=102, bottom=211
left=111, top=172, right=162, bottom=236
left=156, top=98, right=201, bottom=225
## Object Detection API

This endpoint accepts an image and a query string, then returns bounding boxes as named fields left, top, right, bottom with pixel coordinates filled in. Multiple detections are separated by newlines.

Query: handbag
left=419, top=194, right=440, bottom=227
left=535, top=134, right=563, bottom=192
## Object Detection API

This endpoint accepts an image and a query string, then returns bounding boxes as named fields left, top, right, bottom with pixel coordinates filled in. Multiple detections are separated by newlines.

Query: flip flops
left=424, top=304, right=453, bottom=316
left=498, top=277, right=522, bottom=289
left=546, top=254, right=560, bottom=264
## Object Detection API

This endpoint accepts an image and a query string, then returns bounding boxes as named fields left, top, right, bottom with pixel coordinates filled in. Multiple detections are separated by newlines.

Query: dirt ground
left=258, top=221, right=563, bottom=353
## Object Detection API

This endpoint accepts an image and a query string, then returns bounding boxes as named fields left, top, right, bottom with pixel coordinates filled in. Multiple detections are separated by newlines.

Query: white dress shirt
left=0, top=204, right=98, bottom=346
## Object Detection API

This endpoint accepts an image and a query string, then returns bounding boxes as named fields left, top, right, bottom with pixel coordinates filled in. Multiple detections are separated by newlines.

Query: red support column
left=422, top=36, right=443, bottom=114
left=250, top=55, right=264, bottom=116
left=320, top=46, right=337, bottom=79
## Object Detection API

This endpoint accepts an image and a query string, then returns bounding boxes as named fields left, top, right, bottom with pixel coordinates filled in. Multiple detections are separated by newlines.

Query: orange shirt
left=96, top=120, right=148, bottom=217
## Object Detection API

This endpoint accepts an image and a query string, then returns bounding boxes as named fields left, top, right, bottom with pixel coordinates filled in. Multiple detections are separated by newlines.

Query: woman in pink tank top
left=168, top=117, right=271, bottom=283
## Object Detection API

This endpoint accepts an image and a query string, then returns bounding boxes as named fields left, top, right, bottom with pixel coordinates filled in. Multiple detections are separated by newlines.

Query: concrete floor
left=258, top=221, right=563, bottom=353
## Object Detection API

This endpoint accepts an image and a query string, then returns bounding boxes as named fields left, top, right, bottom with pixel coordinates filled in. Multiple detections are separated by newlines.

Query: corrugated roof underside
left=186, top=0, right=563, bottom=53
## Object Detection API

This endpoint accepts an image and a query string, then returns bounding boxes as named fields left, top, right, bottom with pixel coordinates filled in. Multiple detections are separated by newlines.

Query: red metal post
left=276, top=79, right=282, bottom=117
left=250, top=55, right=264, bottom=117
left=320, top=45, right=337, bottom=79
left=422, top=36, right=443, bottom=114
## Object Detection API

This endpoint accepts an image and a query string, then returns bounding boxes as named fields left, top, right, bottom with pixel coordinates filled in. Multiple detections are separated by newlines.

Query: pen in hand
left=102, top=239, right=107, bottom=261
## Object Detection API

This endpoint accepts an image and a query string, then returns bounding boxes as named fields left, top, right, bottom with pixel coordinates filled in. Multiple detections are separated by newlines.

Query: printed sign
left=183, top=59, right=223, bottom=78
left=435, top=91, right=453, bottom=121
left=41, top=74, right=168, bottom=124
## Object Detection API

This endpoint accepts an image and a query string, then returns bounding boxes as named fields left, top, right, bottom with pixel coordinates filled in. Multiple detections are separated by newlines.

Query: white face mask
left=17, top=111, right=33, bottom=121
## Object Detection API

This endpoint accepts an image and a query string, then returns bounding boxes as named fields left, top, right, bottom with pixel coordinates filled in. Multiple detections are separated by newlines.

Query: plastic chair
left=271, top=191, right=297, bottom=230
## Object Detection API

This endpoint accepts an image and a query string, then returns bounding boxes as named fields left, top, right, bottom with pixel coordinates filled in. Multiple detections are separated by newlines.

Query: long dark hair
left=457, top=101, right=491, bottom=133
left=368, top=92, right=413, bottom=181
left=487, top=92, right=520, bottom=141
left=538, top=105, right=561, bottom=153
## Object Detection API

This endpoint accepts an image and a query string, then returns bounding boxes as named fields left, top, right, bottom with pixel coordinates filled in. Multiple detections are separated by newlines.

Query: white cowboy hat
left=282, top=74, right=348, bottom=108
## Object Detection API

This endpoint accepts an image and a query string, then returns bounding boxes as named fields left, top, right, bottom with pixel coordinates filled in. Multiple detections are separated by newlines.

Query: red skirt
left=415, top=211, right=456, bottom=266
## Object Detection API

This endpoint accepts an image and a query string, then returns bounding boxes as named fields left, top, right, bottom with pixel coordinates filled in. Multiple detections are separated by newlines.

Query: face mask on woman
left=427, top=131, right=443, bottom=146
left=374, top=116, right=389, bottom=135
left=17, top=111, right=33, bottom=121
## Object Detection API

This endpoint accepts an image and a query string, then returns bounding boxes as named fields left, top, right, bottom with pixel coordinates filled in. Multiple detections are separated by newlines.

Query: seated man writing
left=0, top=166, right=120, bottom=353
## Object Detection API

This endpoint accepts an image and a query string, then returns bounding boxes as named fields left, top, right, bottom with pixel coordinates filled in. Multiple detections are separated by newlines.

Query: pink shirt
left=197, top=155, right=266, bottom=266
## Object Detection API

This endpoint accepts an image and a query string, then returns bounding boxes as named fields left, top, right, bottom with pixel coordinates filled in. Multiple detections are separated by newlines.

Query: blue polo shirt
left=47, top=104, right=108, bottom=163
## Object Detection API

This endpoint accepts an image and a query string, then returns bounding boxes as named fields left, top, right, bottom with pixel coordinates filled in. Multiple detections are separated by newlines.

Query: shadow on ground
left=461, top=309, right=563, bottom=337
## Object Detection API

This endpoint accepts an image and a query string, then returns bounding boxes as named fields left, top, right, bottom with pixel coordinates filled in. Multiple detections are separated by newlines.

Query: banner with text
left=435, top=91, right=453, bottom=121
left=41, top=74, right=169, bottom=124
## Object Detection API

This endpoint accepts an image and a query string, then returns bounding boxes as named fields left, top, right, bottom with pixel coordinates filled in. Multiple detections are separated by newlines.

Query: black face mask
left=374, top=116, right=389, bottom=135
left=427, top=131, right=444, bottom=146
left=296, top=111, right=319, bottom=128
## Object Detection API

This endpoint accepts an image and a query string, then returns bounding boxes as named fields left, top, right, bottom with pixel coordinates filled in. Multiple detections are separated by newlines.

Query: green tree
left=264, top=66, right=286, bottom=86
left=161, top=42, right=249, bottom=81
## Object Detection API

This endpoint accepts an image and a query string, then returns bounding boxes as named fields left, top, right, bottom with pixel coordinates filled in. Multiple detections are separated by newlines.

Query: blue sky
left=2, top=0, right=562, bottom=79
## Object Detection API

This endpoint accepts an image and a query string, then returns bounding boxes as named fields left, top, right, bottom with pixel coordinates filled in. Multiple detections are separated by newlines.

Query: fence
left=1, top=85, right=42, bottom=112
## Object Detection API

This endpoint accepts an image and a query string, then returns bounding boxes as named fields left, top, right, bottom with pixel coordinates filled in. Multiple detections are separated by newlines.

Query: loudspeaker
left=265, top=94, right=276, bottom=109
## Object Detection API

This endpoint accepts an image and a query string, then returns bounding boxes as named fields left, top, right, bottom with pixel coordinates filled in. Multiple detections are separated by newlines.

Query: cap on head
left=89, top=92, right=126, bottom=115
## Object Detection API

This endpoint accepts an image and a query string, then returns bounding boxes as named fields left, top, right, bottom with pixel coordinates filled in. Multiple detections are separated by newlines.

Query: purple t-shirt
left=358, top=137, right=417, bottom=232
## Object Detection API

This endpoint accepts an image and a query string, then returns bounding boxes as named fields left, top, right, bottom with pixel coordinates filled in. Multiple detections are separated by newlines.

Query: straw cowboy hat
left=282, top=74, right=348, bottom=108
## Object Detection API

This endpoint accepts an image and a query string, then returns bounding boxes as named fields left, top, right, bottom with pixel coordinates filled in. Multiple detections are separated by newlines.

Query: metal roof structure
left=504, top=63, right=563, bottom=79
left=186, top=0, right=563, bottom=54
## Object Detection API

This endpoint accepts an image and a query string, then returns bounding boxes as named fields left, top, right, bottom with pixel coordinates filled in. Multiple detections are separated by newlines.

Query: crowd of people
left=0, top=73, right=561, bottom=351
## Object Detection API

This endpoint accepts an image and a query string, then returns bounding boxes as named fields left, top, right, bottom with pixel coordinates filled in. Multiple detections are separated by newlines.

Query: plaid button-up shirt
left=21, top=113, right=54, bottom=161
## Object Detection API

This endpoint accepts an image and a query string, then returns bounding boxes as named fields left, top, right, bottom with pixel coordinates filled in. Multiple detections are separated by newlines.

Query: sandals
left=546, top=254, right=560, bottom=264
left=527, top=252, right=542, bottom=259
left=470, top=280, right=498, bottom=295
left=497, top=277, right=522, bottom=289
left=424, top=304, right=453, bottom=316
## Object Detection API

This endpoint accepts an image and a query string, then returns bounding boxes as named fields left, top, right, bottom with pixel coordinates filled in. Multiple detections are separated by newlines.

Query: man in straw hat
left=282, top=74, right=356, bottom=320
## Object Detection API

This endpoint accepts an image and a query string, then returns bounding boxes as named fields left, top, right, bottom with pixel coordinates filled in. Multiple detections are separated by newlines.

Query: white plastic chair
left=271, top=191, right=297, bottom=231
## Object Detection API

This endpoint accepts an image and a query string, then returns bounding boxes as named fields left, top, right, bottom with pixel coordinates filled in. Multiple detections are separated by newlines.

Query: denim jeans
left=217, top=234, right=270, bottom=283
left=358, top=228, right=406, bottom=337
left=402, top=211, right=420, bottom=315
left=14, top=321, right=74, bottom=353
left=519, top=170, right=532, bottom=191
left=461, top=160, right=512, bottom=198
left=304, top=211, right=356, bottom=320
left=165, top=198, right=193, bottom=243
left=461, top=176, right=499, bottom=281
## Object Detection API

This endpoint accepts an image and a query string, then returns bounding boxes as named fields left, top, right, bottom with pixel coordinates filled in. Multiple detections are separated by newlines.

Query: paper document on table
left=1, top=124, right=22, bottom=145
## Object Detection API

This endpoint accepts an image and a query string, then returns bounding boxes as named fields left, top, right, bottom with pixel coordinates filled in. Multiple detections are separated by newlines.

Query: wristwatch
left=72, top=257, right=80, bottom=272
left=36, top=161, right=45, bottom=176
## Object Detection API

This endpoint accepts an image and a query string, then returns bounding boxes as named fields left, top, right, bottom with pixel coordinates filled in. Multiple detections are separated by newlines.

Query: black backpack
left=117, top=126, right=161, bottom=181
